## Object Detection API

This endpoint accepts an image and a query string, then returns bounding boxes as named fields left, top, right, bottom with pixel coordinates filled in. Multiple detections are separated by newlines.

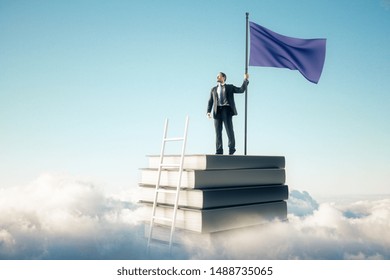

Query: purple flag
left=249, top=21, right=326, bottom=84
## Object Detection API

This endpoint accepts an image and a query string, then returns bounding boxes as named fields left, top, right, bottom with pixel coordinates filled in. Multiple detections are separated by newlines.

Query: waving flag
left=249, top=21, right=326, bottom=84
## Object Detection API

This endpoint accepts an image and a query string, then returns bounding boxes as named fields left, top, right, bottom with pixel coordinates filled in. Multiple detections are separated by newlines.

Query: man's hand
left=244, top=73, right=249, bottom=80
left=207, top=113, right=212, bottom=119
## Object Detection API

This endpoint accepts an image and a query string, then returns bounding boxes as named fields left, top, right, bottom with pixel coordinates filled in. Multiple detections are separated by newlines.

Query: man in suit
left=207, top=72, right=249, bottom=155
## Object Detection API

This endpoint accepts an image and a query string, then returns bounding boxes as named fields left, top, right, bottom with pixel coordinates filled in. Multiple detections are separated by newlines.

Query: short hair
left=219, top=72, right=227, bottom=81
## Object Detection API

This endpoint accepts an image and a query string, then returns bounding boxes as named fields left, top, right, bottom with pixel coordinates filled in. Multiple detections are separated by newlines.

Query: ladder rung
left=156, top=189, right=177, bottom=194
left=160, top=163, right=181, bottom=168
left=148, top=238, right=171, bottom=246
left=164, top=137, right=184, bottom=142
left=153, top=216, right=173, bottom=222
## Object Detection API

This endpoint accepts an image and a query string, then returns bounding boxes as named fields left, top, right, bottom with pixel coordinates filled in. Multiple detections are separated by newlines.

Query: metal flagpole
left=244, top=12, right=249, bottom=155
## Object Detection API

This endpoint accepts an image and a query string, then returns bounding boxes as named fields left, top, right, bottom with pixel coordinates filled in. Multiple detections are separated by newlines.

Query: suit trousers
left=214, top=106, right=236, bottom=154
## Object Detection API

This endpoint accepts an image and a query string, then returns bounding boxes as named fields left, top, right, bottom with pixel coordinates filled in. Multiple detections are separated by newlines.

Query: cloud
left=287, top=189, right=319, bottom=216
left=1, top=175, right=390, bottom=260
left=180, top=192, right=390, bottom=260
left=0, top=173, right=148, bottom=259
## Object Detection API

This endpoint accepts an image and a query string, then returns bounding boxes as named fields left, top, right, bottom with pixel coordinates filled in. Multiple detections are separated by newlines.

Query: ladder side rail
left=168, top=116, right=189, bottom=249
left=147, top=118, right=169, bottom=248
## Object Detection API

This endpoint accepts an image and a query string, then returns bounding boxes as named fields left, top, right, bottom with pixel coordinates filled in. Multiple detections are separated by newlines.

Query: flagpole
left=244, top=12, right=249, bottom=155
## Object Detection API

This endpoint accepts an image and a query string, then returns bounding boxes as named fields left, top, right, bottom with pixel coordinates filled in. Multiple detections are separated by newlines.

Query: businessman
left=207, top=72, right=249, bottom=155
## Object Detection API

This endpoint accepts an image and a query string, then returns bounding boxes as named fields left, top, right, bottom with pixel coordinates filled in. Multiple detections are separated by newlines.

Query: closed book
left=138, top=184, right=289, bottom=209
left=139, top=168, right=285, bottom=189
left=147, top=154, right=285, bottom=170
left=140, top=201, right=287, bottom=233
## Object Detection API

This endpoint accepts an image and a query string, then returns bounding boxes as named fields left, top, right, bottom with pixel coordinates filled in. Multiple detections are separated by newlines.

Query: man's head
left=217, top=72, right=226, bottom=83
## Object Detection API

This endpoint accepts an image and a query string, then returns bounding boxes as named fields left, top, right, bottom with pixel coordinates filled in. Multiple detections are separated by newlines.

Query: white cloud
left=1, top=174, right=390, bottom=259
left=0, top=173, right=147, bottom=259
left=287, top=189, right=319, bottom=216
left=0, top=229, right=15, bottom=248
left=180, top=193, right=390, bottom=260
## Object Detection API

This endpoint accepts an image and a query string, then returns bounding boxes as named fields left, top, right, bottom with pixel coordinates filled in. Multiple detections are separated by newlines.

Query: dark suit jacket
left=207, top=79, right=249, bottom=117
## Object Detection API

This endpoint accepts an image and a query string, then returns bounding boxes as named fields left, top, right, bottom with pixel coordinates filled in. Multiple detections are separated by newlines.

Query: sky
left=0, top=0, right=390, bottom=260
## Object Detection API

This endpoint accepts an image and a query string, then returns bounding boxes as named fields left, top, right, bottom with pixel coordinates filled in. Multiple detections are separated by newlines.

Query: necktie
left=217, top=84, right=222, bottom=105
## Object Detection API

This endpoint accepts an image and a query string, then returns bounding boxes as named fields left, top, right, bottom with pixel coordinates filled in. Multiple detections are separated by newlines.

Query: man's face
left=216, top=73, right=225, bottom=83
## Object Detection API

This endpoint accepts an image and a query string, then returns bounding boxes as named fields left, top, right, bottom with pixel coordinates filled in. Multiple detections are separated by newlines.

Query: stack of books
left=138, top=154, right=288, bottom=239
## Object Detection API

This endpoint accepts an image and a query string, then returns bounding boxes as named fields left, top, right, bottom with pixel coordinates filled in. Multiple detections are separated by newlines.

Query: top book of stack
left=147, top=154, right=285, bottom=170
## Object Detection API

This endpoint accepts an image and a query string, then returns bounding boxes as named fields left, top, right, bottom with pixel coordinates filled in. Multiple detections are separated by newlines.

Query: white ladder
left=147, top=116, right=189, bottom=252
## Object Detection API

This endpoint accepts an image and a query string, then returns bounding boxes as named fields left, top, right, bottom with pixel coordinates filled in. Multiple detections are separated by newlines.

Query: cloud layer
left=184, top=198, right=390, bottom=260
left=1, top=173, right=389, bottom=259
left=0, top=173, right=147, bottom=259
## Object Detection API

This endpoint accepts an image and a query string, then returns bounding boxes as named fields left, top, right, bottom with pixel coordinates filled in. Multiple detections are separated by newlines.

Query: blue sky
left=1, top=0, right=390, bottom=197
